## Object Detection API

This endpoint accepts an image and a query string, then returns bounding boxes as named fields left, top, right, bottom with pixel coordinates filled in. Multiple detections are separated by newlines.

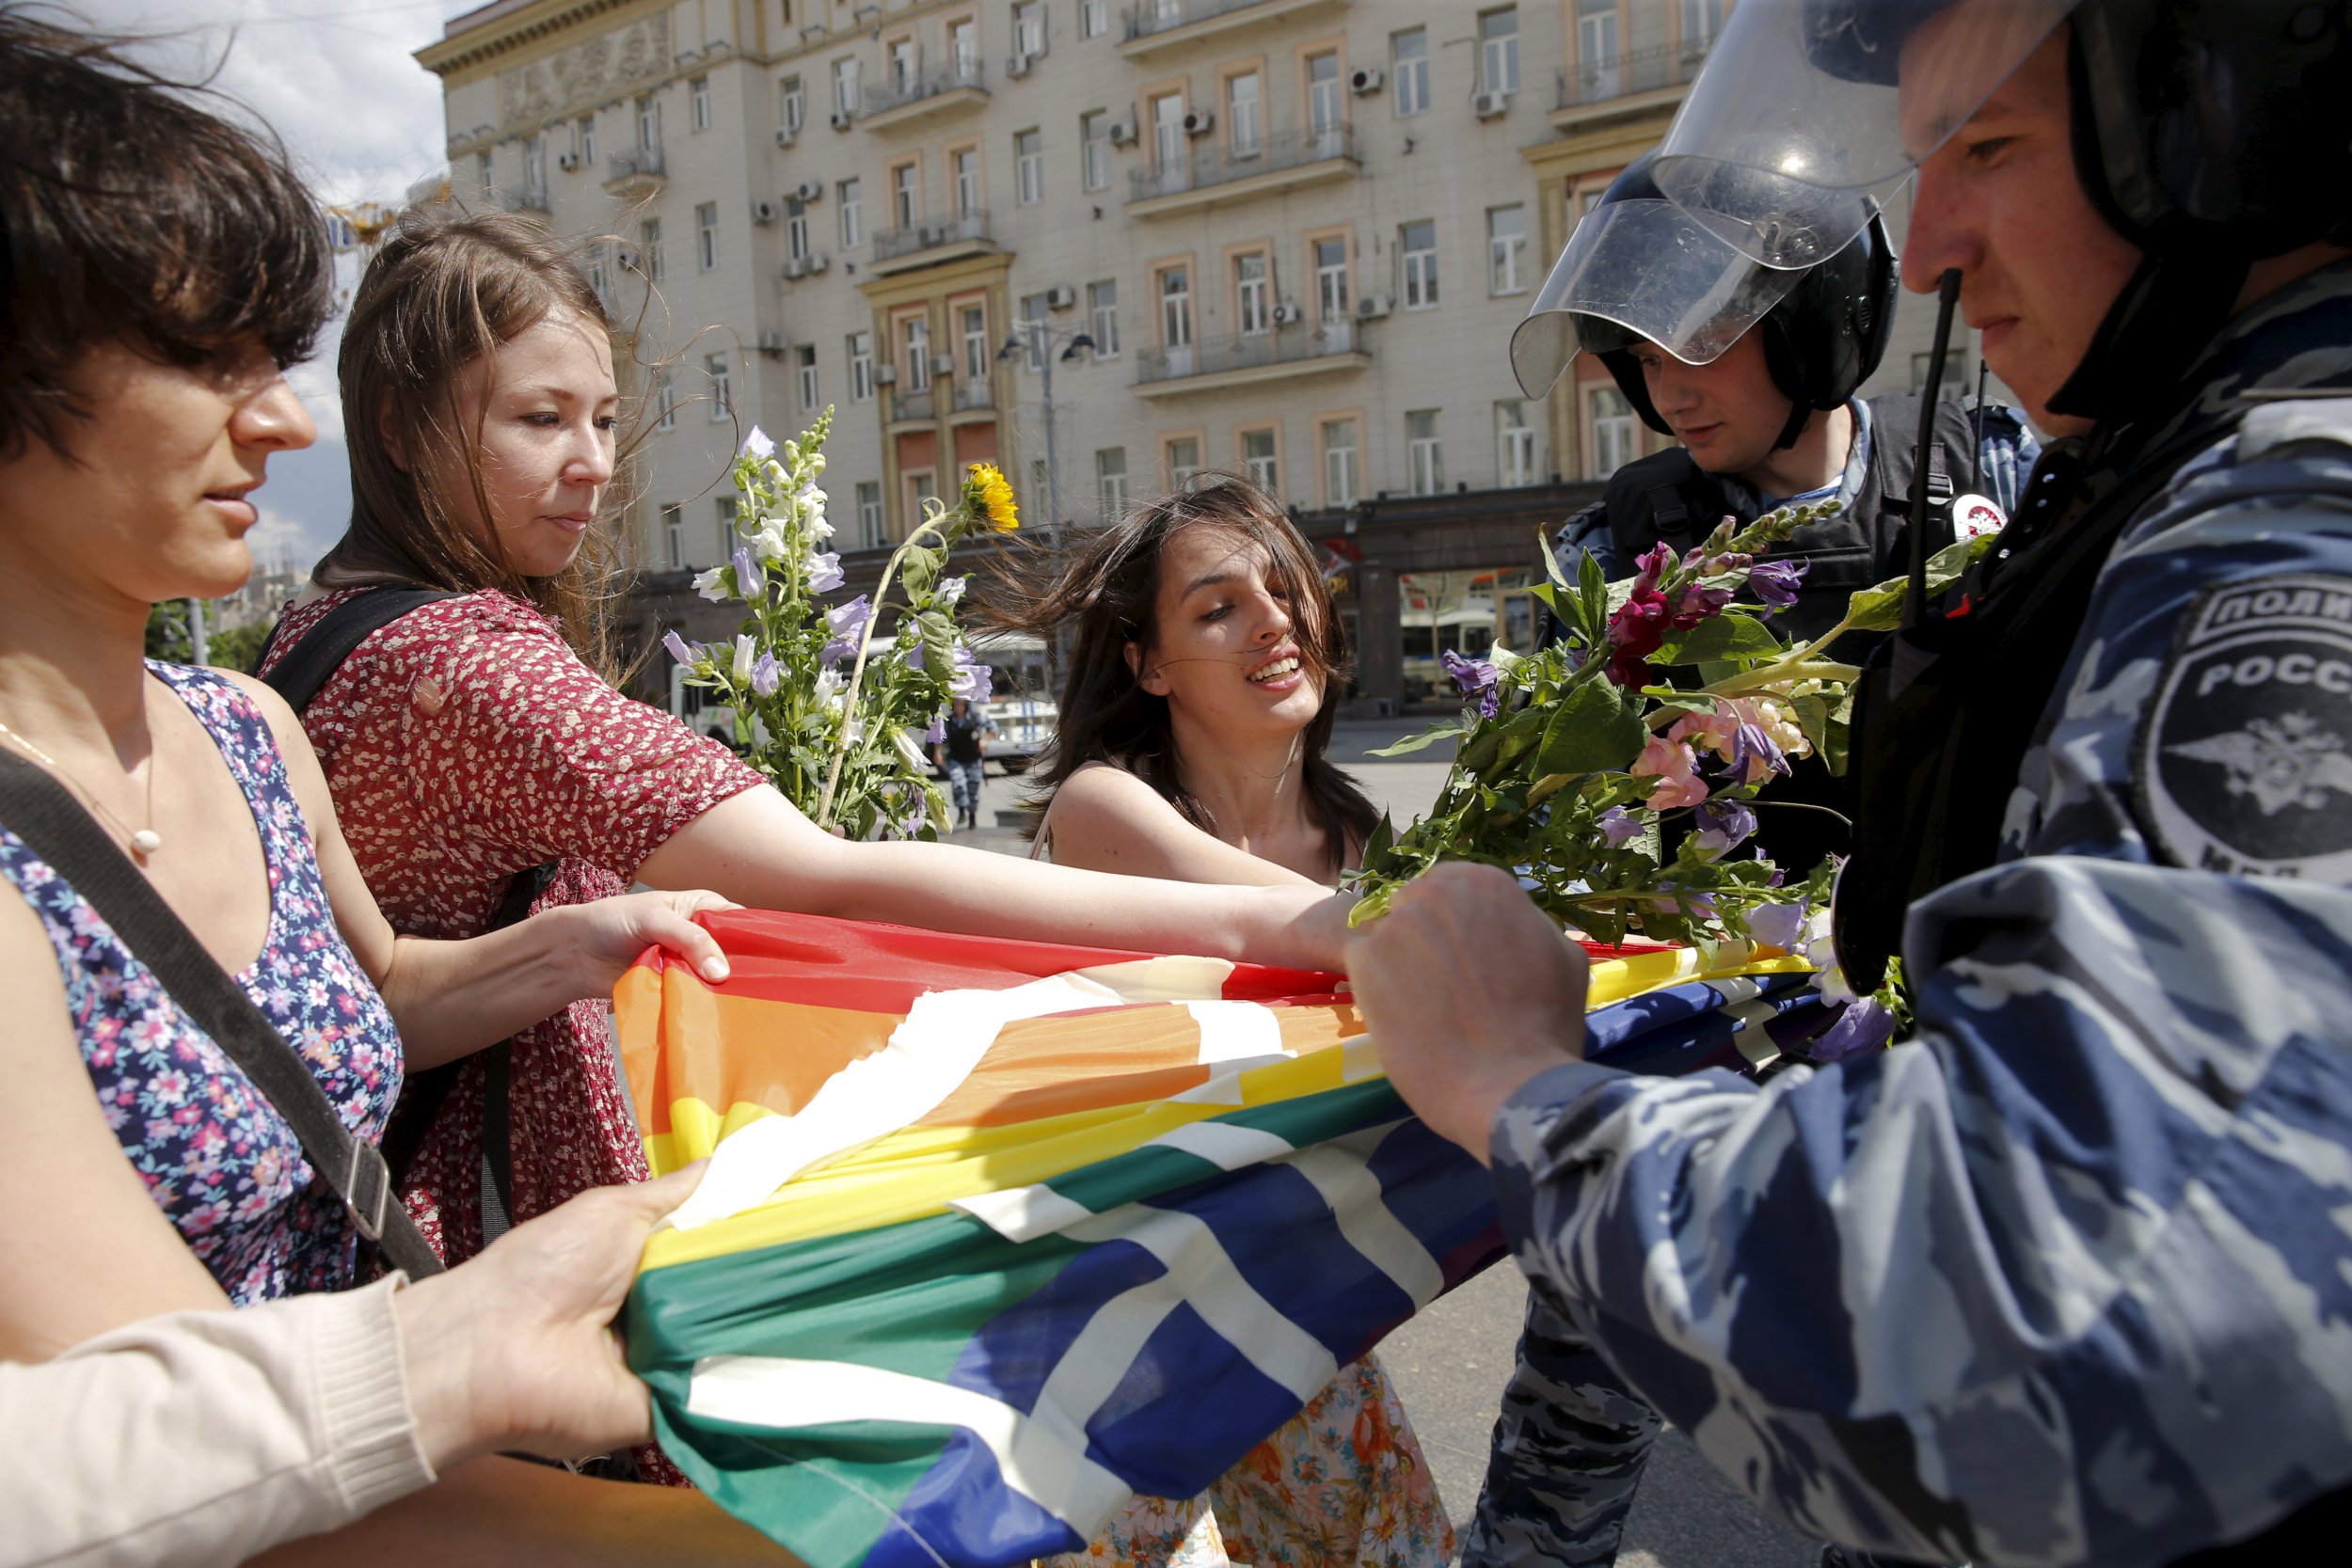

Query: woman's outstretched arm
left=635, top=784, right=1351, bottom=971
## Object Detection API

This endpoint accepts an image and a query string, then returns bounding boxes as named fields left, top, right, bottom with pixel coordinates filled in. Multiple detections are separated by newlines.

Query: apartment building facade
left=421, top=0, right=1989, bottom=707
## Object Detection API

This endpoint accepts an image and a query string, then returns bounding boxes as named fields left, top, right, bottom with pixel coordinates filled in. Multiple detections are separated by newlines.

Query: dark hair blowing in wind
left=0, top=6, right=334, bottom=461
left=982, top=472, right=1377, bottom=873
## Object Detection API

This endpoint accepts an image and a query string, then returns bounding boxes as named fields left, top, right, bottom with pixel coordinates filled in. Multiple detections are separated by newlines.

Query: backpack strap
left=260, top=586, right=457, bottom=712
left=0, top=750, right=444, bottom=1278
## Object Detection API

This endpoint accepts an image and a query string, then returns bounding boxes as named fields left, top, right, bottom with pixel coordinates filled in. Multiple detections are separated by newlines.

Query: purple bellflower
left=1749, top=558, right=1808, bottom=611
left=1727, top=718, right=1791, bottom=782
left=1745, top=900, right=1808, bottom=952
left=1440, top=649, right=1502, bottom=719
left=949, top=645, right=994, bottom=705
left=731, top=545, right=764, bottom=601
left=749, top=650, right=781, bottom=698
left=821, top=594, right=873, bottom=664
left=742, top=427, right=776, bottom=459
left=1810, top=996, right=1898, bottom=1063
left=1595, top=806, right=1642, bottom=847
left=1692, top=798, right=1757, bottom=856
left=807, top=549, right=846, bottom=593
left=661, top=630, right=697, bottom=666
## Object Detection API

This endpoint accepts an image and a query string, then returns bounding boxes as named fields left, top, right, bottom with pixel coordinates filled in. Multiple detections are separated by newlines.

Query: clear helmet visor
left=1651, top=0, right=2076, bottom=267
left=1509, top=198, right=1803, bottom=399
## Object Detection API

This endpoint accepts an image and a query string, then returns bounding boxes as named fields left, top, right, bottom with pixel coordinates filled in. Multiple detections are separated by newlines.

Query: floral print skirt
left=1042, top=1353, right=1451, bottom=1568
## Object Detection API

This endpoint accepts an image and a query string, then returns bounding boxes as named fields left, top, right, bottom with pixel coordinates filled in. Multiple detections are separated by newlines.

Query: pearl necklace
left=0, top=715, right=163, bottom=857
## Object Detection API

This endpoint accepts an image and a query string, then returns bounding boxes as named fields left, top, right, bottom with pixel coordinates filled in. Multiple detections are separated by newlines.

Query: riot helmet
left=1510, top=152, right=1899, bottom=449
left=1644, top=0, right=2352, bottom=420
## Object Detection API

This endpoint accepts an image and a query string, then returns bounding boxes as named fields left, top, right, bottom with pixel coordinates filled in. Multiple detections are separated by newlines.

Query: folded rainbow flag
left=616, top=910, right=1818, bottom=1568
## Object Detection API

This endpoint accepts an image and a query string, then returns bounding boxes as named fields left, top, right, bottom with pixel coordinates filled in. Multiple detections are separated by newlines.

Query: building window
left=1235, top=252, right=1270, bottom=336
left=1021, top=293, right=1051, bottom=369
left=950, top=19, right=978, bottom=80
left=1497, top=399, right=1537, bottom=486
left=1306, top=51, right=1343, bottom=138
left=1012, top=1, right=1044, bottom=58
left=1080, top=0, right=1108, bottom=40
left=839, top=178, right=864, bottom=247
left=1314, top=236, right=1349, bottom=321
left=577, top=115, right=596, bottom=166
left=1152, top=91, right=1185, bottom=169
left=714, top=495, right=737, bottom=560
left=1015, top=129, right=1044, bottom=205
left=833, top=56, right=860, bottom=118
left=797, top=344, right=819, bottom=410
left=636, top=95, right=660, bottom=150
left=787, top=200, right=811, bottom=261
left=901, top=314, right=931, bottom=393
left=906, top=469, right=940, bottom=532
left=586, top=242, right=610, bottom=303
left=652, top=368, right=675, bottom=431
left=661, top=503, right=685, bottom=568
left=1081, top=111, right=1112, bottom=191
left=1682, top=0, right=1725, bottom=53
left=523, top=135, right=545, bottom=200
left=1321, top=417, right=1359, bottom=507
left=953, top=147, right=981, bottom=216
left=639, top=218, right=663, bottom=282
left=1588, top=384, right=1636, bottom=478
left=475, top=149, right=492, bottom=192
left=1401, top=220, right=1438, bottom=310
left=888, top=38, right=916, bottom=91
left=850, top=331, right=874, bottom=402
left=1089, top=279, right=1120, bottom=357
left=1228, top=71, right=1262, bottom=156
left=1481, top=8, right=1521, bottom=94
left=1159, top=265, right=1193, bottom=348
left=691, top=74, right=712, bottom=132
left=1166, top=436, right=1200, bottom=487
left=961, top=303, right=990, bottom=382
left=856, top=481, right=884, bottom=548
left=892, top=162, right=918, bottom=229
left=1393, top=29, right=1428, bottom=115
left=695, top=201, right=719, bottom=271
left=1488, top=205, right=1528, bottom=294
left=707, top=353, right=732, bottom=420
left=1097, top=447, right=1128, bottom=518
left=1578, top=0, right=1622, bottom=96
left=1242, top=428, right=1279, bottom=493
left=1406, top=409, right=1444, bottom=496
left=780, top=74, right=803, bottom=134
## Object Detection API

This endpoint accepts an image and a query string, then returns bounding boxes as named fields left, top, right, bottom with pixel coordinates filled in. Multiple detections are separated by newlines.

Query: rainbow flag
left=616, top=911, right=1818, bottom=1568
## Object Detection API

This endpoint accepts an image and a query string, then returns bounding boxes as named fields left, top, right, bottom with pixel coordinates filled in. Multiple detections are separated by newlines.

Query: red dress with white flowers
left=258, top=589, right=764, bottom=1261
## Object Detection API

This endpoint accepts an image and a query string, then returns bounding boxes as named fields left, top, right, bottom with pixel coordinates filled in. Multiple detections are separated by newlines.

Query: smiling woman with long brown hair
left=984, top=473, right=1450, bottom=1568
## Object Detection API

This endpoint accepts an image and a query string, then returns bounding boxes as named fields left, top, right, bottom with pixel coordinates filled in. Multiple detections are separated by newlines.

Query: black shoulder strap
left=1602, top=447, right=1724, bottom=557
left=262, top=587, right=456, bottom=714
left=0, top=750, right=443, bottom=1278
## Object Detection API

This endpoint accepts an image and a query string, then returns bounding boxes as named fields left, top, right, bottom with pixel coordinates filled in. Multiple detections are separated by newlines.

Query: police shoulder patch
left=2134, top=573, right=2352, bottom=883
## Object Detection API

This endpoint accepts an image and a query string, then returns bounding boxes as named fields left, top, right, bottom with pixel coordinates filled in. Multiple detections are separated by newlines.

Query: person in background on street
left=930, top=694, right=995, bottom=832
left=1352, top=1, right=2352, bottom=1564
left=266, top=208, right=1349, bottom=1299
left=0, top=13, right=786, bottom=1560
left=982, top=472, right=1449, bottom=1568
left=6, top=1166, right=709, bottom=1568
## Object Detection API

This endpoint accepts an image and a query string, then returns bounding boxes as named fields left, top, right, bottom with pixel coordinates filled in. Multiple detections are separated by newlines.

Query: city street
left=950, top=718, right=1820, bottom=1568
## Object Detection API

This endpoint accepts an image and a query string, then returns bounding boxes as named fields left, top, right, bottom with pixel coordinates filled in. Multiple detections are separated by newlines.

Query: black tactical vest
left=1599, top=393, right=1981, bottom=644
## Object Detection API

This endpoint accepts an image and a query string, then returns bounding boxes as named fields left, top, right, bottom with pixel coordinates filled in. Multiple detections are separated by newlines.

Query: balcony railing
left=1123, top=0, right=1295, bottom=42
left=891, top=386, right=936, bottom=421
left=603, top=145, right=665, bottom=195
left=1136, top=318, right=1361, bottom=387
left=863, top=59, right=986, bottom=118
left=1130, top=123, right=1354, bottom=204
left=950, top=377, right=996, bottom=413
left=872, top=209, right=992, bottom=263
left=1555, top=39, right=1712, bottom=112
left=499, top=184, right=549, bottom=214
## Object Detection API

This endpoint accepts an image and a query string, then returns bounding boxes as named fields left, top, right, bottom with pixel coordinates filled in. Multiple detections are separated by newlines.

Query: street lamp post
left=997, top=326, right=1095, bottom=552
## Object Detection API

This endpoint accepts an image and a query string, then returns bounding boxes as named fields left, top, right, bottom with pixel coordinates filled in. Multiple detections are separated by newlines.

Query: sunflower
left=963, top=462, right=1019, bottom=532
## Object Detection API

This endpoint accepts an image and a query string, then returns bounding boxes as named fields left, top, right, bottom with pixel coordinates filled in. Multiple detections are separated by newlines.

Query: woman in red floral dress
left=264, top=210, right=1352, bottom=1273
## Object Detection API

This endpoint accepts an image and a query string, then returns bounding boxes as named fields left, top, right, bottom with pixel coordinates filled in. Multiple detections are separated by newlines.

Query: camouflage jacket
left=1490, top=258, right=2352, bottom=1568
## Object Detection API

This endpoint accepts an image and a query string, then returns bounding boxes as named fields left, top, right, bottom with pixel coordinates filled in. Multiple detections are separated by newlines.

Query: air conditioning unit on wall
left=830, top=109, right=854, bottom=130
left=1355, top=293, right=1391, bottom=321
left=795, top=180, right=824, bottom=203
left=557, top=150, right=580, bottom=171
left=1045, top=283, right=1077, bottom=310
left=1473, top=90, right=1509, bottom=119
left=1183, top=108, right=1215, bottom=137
left=756, top=329, right=789, bottom=355
left=873, top=362, right=898, bottom=385
left=774, top=125, right=798, bottom=148
left=1006, top=53, right=1032, bottom=78
left=1350, top=66, right=1385, bottom=95
left=1107, top=118, right=1137, bottom=147
left=751, top=198, right=780, bottom=224
left=1270, top=301, right=1303, bottom=325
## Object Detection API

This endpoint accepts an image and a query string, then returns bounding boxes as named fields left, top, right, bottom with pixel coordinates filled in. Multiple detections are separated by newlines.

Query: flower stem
left=813, top=509, right=952, bottom=829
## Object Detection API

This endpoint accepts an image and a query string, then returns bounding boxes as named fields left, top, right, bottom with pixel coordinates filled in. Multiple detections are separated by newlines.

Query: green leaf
left=1368, top=720, right=1468, bottom=758
left=1579, top=549, right=1611, bottom=646
left=1838, top=531, right=1999, bottom=635
left=1655, top=611, right=1786, bottom=665
left=1534, top=678, right=1646, bottom=777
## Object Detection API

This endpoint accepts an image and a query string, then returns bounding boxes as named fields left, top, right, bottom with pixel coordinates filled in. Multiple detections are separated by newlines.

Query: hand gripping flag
left=616, top=910, right=1821, bottom=1568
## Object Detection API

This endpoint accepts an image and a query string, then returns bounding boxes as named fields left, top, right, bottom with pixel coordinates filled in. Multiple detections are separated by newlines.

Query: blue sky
left=85, top=1, right=462, bottom=574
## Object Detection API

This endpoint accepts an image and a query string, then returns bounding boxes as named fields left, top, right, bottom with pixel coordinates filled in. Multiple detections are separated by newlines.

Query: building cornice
left=418, top=0, right=649, bottom=79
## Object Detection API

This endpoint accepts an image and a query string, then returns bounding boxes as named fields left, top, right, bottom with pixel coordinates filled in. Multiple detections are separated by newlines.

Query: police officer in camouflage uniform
left=1351, top=2, right=2352, bottom=1564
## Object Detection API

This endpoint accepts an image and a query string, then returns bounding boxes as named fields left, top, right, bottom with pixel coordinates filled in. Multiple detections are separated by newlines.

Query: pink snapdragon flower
left=1631, top=734, right=1708, bottom=810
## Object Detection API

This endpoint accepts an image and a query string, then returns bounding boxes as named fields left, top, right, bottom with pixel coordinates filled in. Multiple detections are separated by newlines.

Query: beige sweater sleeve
left=0, top=1275, right=436, bottom=1568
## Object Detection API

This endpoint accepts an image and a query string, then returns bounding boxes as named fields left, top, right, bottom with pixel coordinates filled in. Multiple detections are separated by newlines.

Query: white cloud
left=67, top=2, right=459, bottom=573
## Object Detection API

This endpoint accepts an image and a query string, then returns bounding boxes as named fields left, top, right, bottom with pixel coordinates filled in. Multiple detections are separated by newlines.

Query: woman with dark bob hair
left=0, top=12, right=792, bottom=1559
left=987, top=475, right=1453, bottom=1568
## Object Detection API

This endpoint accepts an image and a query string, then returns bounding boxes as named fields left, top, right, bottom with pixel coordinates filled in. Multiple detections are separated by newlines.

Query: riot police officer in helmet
left=1350, top=4, right=2352, bottom=1567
